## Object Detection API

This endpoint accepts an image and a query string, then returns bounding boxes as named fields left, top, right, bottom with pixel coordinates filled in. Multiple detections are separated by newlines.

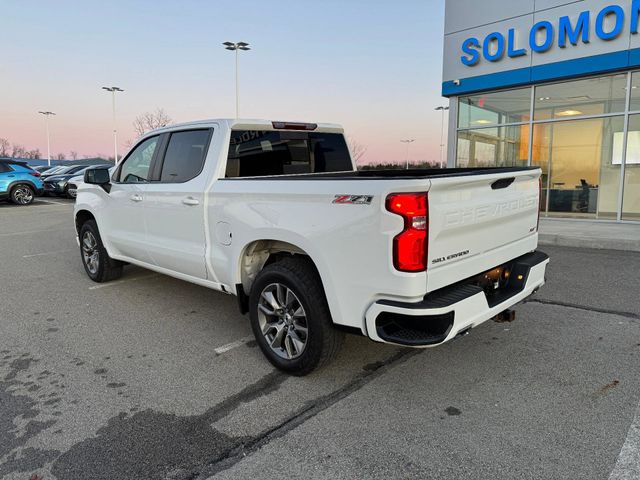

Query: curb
left=538, top=234, right=640, bottom=253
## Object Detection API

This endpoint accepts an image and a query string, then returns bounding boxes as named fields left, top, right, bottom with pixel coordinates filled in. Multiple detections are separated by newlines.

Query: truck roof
left=148, top=119, right=344, bottom=135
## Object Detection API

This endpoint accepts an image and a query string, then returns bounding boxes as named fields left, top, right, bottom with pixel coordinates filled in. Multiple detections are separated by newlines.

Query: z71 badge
left=332, top=195, right=373, bottom=205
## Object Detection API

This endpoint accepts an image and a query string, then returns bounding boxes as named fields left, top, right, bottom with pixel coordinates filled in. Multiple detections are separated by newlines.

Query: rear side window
left=0, top=163, right=12, bottom=173
left=225, top=130, right=352, bottom=178
left=160, top=129, right=211, bottom=183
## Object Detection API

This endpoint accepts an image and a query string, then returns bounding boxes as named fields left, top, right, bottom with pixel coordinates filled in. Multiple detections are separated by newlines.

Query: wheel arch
left=8, top=180, right=38, bottom=193
left=237, top=239, right=321, bottom=296
left=75, top=209, right=96, bottom=234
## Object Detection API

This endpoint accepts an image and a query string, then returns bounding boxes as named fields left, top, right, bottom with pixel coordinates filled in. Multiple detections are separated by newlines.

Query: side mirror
left=84, top=167, right=112, bottom=192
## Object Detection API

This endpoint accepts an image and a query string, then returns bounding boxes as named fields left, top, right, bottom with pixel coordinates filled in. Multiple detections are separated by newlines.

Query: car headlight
left=57, top=180, right=67, bottom=188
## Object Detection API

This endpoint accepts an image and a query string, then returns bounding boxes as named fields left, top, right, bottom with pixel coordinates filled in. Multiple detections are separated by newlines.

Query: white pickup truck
left=75, top=119, right=548, bottom=375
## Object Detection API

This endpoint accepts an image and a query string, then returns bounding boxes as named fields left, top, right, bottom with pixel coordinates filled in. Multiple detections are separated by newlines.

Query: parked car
left=67, top=166, right=114, bottom=199
left=74, top=119, right=548, bottom=375
left=41, top=164, right=88, bottom=181
left=45, top=165, right=110, bottom=197
left=39, top=165, right=70, bottom=178
left=66, top=175, right=83, bottom=199
left=0, top=159, right=44, bottom=205
left=32, top=165, right=58, bottom=174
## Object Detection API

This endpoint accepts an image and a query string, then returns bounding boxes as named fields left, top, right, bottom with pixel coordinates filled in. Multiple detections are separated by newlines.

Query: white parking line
left=0, top=228, right=67, bottom=237
left=37, top=199, right=73, bottom=206
left=609, top=401, right=640, bottom=479
left=88, top=273, right=160, bottom=290
left=23, top=249, right=75, bottom=258
left=214, top=336, right=254, bottom=354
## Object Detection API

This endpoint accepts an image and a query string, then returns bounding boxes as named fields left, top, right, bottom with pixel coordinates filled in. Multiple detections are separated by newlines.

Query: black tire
left=79, top=220, right=123, bottom=283
left=10, top=184, right=35, bottom=205
left=249, top=257, right=344, bottom=375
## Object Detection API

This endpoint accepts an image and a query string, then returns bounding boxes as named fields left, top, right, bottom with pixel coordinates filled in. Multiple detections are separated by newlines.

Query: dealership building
left=443, top=0, right=640, bottom=221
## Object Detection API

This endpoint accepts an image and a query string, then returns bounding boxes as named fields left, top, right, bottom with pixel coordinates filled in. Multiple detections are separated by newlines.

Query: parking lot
left=1, top=199, right=639, bottom=480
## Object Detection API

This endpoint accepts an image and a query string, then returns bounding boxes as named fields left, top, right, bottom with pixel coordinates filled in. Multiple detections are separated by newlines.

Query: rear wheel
left=10, top=184, right=34, bottom=205
left=249, top=257, right=344, bottom=375
left=79, top=220, right=123, bottom=282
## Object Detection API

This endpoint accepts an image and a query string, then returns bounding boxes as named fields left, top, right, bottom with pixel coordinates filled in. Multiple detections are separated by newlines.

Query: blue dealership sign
left=460, top=2, right=639, bottom=66
left=441, top=0, right=640, bottom=96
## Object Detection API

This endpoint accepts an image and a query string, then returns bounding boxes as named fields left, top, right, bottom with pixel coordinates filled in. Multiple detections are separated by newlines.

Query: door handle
left=182, top=197, right=200, bottom=206
left=130, top=194, right=143, bottom=202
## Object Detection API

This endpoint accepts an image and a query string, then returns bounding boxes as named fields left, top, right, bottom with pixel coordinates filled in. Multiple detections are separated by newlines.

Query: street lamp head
left=223, top=41, right=250, bottom=51
left=38, top=111, right=56, bottom=116
left=435, top=106, right=450, bottom=111
left=102, top=86, right=124, bottom=92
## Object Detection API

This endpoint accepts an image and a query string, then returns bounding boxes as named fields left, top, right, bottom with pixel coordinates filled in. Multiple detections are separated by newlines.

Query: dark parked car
left=40, top=164, right=88, bottom=181
left=32, top=165, right=55, bottom=174
left=44, top=165, right=110, bottom=198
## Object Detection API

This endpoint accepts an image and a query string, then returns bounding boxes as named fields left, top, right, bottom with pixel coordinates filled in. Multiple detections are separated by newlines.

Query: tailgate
left=426, top=168, right=541, bottom=292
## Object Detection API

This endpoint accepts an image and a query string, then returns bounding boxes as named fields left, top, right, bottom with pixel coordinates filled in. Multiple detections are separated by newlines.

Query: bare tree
left=69, top=150, right=78, bottom=160
left=132, top=108, right=173, bottom=138
left=0, top=138, right=10, bottom=157
left=347, top=136, right=367, bottom=163
left=55, top=153, right=65, bottom=161
left=11, top=144, right=26, bottom=158
left=25, top=149, right=41, bottom=159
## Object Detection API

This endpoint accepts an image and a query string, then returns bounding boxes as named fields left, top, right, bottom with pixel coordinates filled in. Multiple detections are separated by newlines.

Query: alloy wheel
left=257, top=283, right=309, bottom=360
left=82, top=231, right=100, bottom=275
left=13, top=186, right=33, bottom=205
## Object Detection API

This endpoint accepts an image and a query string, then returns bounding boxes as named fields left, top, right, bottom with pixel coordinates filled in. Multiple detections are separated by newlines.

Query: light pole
left=435, top=105, right=449, bottom=168
left=102, top=86, right=124, bottom=164
left=400, top=139, right=415, bottom=169
left=38, top=111, right=56, bottom=167
left=223, top=41, right=250, bottom=118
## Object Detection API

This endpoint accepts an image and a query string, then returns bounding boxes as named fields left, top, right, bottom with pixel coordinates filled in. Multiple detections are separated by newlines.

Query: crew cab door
left=143, top=128, right=212, bottom=280
left=104, top=135, right=159, bottom=263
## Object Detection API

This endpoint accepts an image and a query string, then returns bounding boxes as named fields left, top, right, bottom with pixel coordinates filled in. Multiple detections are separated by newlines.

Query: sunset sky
left=1, top=0, right=447, bottom=165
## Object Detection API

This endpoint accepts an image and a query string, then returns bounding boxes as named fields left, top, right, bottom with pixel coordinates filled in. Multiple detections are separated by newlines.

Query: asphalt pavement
left=1, top=198, right=638, bottom=480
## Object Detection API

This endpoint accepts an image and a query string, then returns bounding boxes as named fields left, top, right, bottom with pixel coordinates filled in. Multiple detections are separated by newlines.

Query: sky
left=0, top=0, right=447, bottom=166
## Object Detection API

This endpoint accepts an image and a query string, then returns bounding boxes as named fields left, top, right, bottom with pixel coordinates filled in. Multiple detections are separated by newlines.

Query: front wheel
left=249, top=257, right=344, bottom=375
left=79, top=220, right=123, bottom=282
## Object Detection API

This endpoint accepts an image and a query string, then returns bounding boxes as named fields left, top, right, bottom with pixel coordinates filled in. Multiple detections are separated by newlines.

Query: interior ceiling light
left=538, top=97, right=551, bottom=101
left=566, top=95, right=591, bottom=100
left=556, top=110, right=583, bottom=117
left=474, top=119, right=492, bottom=124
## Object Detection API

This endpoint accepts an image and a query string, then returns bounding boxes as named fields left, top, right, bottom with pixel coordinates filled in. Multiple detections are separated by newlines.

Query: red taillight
left=271, top=121, right=318, bottom=131
left=386, top=193, right=428, bottom=272
left=30, top=171, right=41, bottom=177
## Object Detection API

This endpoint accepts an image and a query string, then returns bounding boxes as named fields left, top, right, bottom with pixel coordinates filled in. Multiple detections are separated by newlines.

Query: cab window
left=159, top=129, right=211, bottom=183
left=117, top=136, right=159, bottom=183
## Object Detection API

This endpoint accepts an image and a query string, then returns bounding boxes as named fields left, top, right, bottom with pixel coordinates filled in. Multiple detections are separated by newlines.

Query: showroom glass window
left=456, top=88, right=531, bottom=168
left=455, top=71, right=640, bottom=221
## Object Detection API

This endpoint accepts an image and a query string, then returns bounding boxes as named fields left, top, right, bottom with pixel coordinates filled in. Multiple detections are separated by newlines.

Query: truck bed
left=221, top=166, right=540, bottom=180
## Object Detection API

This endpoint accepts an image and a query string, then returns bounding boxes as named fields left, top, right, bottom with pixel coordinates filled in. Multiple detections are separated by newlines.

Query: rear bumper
left=364, top=250, right=549, bottom=347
